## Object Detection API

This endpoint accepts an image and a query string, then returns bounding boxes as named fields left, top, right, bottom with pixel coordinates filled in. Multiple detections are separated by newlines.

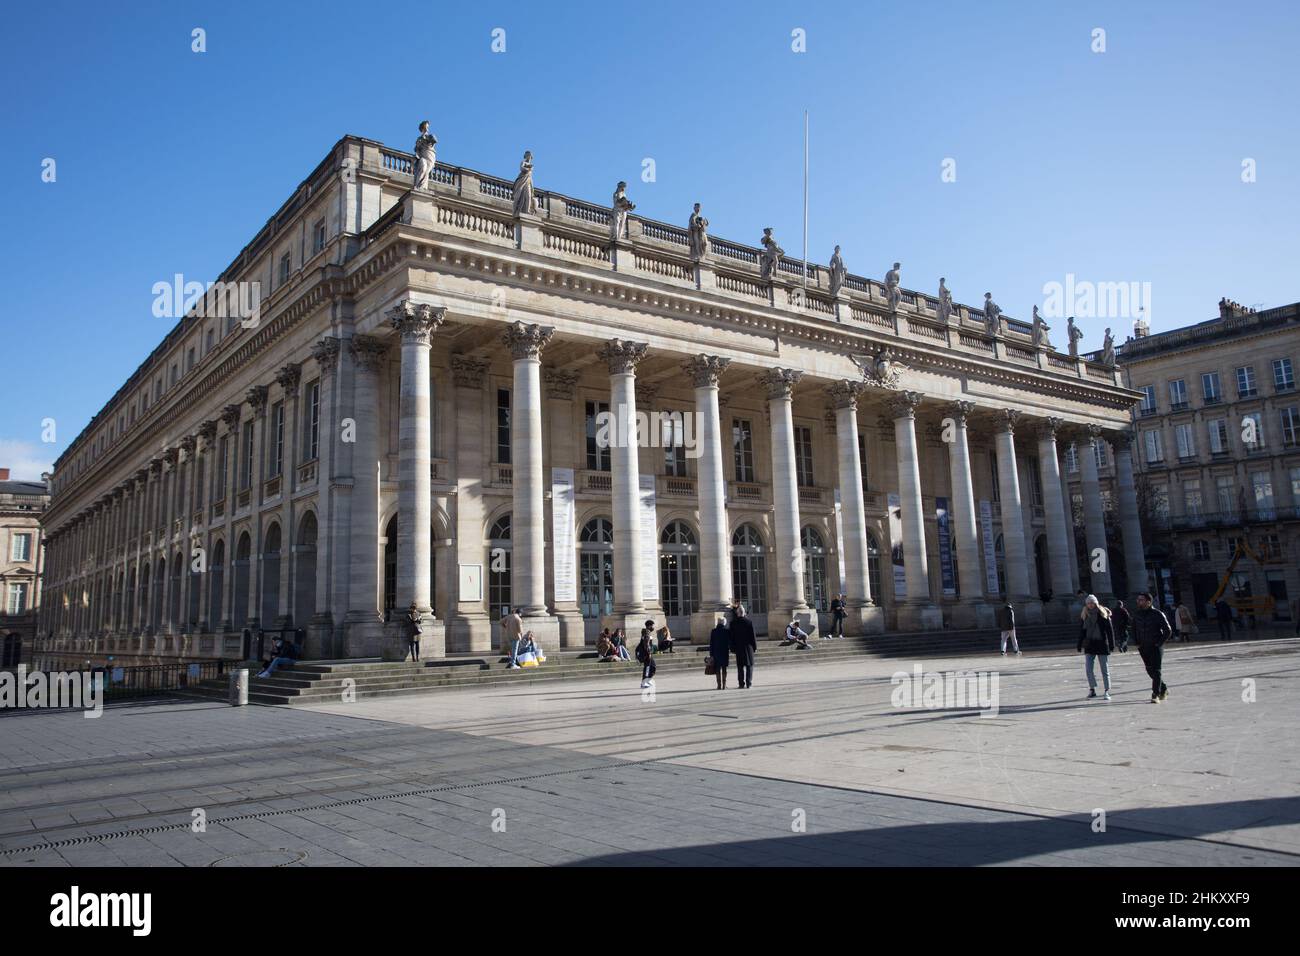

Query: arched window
left=295, top=513, right=318, bottom=627
left=262, top=523, right=282, bottom=627
left=659, top=520, right=699, bottom=617
left=579, top=517, right=614, bottom=619
left=866, top=531, right=883, bottom=607
left=209, top=539, right=225, bottom=631
left=801, top=526, right=828, bottom=612
left=730, top=524, right=767, bottom=614
left=488, top=514, right=512, bottom=621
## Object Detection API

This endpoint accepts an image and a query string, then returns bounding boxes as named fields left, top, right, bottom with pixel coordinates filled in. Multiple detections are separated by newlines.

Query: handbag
left=704, top=655, right=716, bottom=676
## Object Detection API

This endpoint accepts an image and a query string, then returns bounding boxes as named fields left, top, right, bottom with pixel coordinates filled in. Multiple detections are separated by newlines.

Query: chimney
left=0, top=468, right=9, bottom=481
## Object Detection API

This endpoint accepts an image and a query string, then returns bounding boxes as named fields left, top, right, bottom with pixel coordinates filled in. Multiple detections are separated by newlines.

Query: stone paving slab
left=0, top=640, right=1295, bottom=866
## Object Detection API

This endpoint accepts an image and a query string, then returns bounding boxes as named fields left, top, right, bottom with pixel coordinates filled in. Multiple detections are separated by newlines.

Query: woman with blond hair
left=1077, top=593, right=1116, bottom=700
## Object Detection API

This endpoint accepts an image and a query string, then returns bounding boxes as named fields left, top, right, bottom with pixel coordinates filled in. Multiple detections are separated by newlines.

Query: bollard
left=229, top=667, right=248, bottom=707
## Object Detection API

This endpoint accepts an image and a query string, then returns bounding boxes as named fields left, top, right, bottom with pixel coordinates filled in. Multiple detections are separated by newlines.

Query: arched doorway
left=382, top=513, right=437, bottom=621
left=801, top=525, right=828, bottom=613
left=169, top=551, right=183, bottom=632
left=659, top=519, right=699, bottom=631
left=295, top=512, right=318, bottom=627
left=1034, top=534, right=1051, bottom=600
left=580, top=516, right=614, bottom=642
left=487, top=514, right=512, bottom=623
left=731, top=523, right=768, bottom=633
left=139, top=562, right=152, bottom=634
left=209, top=539, right=225, bottom=630
left=261, top=523, right=282, bottom=627
left=233, top=532, right=251, bottom=628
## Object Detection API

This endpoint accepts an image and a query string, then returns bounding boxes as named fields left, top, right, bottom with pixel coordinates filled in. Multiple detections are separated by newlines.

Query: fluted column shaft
left=1079, top=427, right=1113, bottom=597
left=1036, top=422, right=1076, bottom=601
left=764, top=369, right=808, bottom=614
left=892, top=394, right=932, bottom=605
left=830, top=382, right=872, bottom=609
left=945, top=403, right=985, bottom=601
left=686, top=356, right=732, bottom=614
left=994, top=415, right=1032, bottom=601
left=600, top=339, right=648, bottom=615
left=1113, top=434, right=1147, bottom=598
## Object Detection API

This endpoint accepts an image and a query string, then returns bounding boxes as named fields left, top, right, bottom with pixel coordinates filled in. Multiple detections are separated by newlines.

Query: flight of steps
left=187, top=624, right=1082, bottom=706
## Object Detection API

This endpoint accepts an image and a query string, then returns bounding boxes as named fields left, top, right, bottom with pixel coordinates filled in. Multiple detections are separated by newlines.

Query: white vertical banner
left=833, top=488, right=846, bottom=585
left=979, top=500, right=999, bottom=596
left=639, top=473, right=659, bottom=602
left=551, top=467, right=576, bottom=603
left=887, top=492, right=906, bottom=599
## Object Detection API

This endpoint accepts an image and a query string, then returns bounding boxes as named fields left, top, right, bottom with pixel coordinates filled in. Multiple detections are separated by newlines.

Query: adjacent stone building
left=38, top=131, right=1145, bottom=662
left=1119, top=298, right=1300, bottom=620
left=1, top=468, right=49, bottom=666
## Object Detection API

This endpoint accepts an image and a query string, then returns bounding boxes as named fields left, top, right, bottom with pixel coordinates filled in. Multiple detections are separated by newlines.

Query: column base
left=897, top=603, right=945, bottom=632
left=842, top=604, right=885, bottom=636
left=554, top=609, right=587, bottom=648
left=601, top=612, right=656, bottom=643
left=1012, top=599, right=1046, bottom=626
left=772, top=607, right=819, bottom=639
left=446, top=612, right=493, bottom=654
left=377, top=618, right=446, bottom=661
left=946, top=601, right=990, bottom=631
left=689, top=609, right=732, bottom=644
left=518, top=615, right=561, bottom=654
left=342, top=616, right=387, bottom=658
left=1041, top=599, right=1075, bottom=624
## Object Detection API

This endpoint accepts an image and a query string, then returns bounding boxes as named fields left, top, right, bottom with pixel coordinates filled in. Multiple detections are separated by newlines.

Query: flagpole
left=802, top=109, right=809, bottom=291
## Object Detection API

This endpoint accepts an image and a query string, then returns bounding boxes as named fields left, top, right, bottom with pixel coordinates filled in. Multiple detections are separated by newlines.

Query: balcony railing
left=1167, top=507, right=1300, bottom=531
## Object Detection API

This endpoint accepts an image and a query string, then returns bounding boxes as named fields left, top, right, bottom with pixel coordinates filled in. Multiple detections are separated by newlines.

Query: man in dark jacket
left=708, top=617, right=731, bottom=690
left=729, top=605, right=757, bottom=689
left=829, top=594, right=847, bottom=639
left=1132, top=592, right=1172, bottom=703
left=1214, top=599, right=1233, bottom=641
left=1111, top=600, right=1132, bottom=652
left=996, top=602, right=1020, bottom=655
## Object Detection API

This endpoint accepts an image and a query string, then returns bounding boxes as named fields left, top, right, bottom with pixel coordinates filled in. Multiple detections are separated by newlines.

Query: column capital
left=220, top=404, right=243, bottom=431
left=503, top=321, right=555, bottom=360
left=450, top=355, right=489, bottom=388
left=682, top=354, right=732, bottom=388
left=598, top=338, right=648, bottom=375
left=162, top=447, right=179, bottom=469
left=148, top=457, right=164, bottom=476
left=826, top=379, right=866, bottom=410
left=1109, top=428, right=1135, bottom=450
left=1082, top=422, right=1105, bottom=443
left=388, top=300, right=446, bottom=345
left=942, top=399, right=976, bottom=424
left=275, top=362, right=302, bottom=392
left=888, top=390, right=923, bottom=420
left=311, top=336, right=341, bottom=374
left=995, top=407, right=1021, bottom=433
left=179, top=435, right=197, bottom=456
left=543, top=368, right=579, bottom=400
left=197, top=420, right=218, bottom=449
left=135, top=468, right=150, bottom=484
left=349, top=334, right=388, bottom=373
left=1035, top=416, right=1065, bottom=441
left=246, top=385, right=270, bottom=416
left=759, top=368, right=803, bottom=401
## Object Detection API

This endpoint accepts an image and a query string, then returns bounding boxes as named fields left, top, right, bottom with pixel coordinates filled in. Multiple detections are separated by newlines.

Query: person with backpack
left=636, top=628, right=656, bottom=689
left=1132, top=591, right=1172, bottom=703
left=1077, top=594, right=1116, bottom=700
left=1111, top=599, right=1132, bottom=653
left=997, top=601, right=1020, bottom=655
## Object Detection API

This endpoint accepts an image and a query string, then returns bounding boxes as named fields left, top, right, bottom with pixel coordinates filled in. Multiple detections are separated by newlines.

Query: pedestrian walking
left=636, top=628, right=656, bottom=688
left=1077, top=594, right=1115, bottom=700
left=729, top=604, right=757, bottom=689
left=501, top=607, right=523, bottom=661
left=404, top=601, right=423, bottom=661
left=1111, top=599, right=1132, bottom=653
left=1174, top=602, right=1197, bottom=642
left=829, top=594, right=847, bottom=638
left=1132, top=591, right=1172, bottom=703
left=1214, top=598, right=1233, bottom=641
left=708, top=616, right=730, bottom=690
left=997, top=601, right=1020, bottom=655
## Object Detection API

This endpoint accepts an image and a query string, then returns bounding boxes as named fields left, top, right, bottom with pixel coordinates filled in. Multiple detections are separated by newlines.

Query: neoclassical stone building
left=39, top=131, right=1146, bottom=662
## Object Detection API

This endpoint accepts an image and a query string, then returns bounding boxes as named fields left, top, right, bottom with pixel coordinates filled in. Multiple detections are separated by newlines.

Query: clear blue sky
left=2, top=0, right=1297, bottom=479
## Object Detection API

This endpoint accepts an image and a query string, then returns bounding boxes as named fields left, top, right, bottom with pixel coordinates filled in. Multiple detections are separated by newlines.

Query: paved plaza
left=0, top=639, right=1297, bottom=866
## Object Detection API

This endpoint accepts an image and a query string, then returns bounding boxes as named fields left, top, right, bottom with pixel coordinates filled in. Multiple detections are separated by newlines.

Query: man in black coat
left=829, top=594, right=847, bottom=639
left=708, top=617, right=731, bottom=690
left=1214, top=599, right=1233, bottom=641
left=1132, top=592, right=1172, bottom=703
left=729, top=604, right=757, bottom=689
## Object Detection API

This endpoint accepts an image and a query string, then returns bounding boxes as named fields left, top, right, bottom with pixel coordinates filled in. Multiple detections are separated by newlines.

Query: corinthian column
left=390, top=302, right=445, bottom=647
left=891, top=391, right=942, bottom=630
left=943, top=400, right=990, bottom=628
left=598, top=338, right=649, bottom=632
left=685, top=355, right=733, bottom=641
left=1078, top=424, right=1113, bottom=599
left=1112, top=430, right=1148, bottom=599
left=504, top=321, right=561, bottom=648
left=344, top=334, right=388, bottom=654
left=994, top=409, right=1043, bottom=622
left=828, top=380, right=883, bottom=635
left=1036, top=418, right=1076, bottom=621
left=761, top=368, right=815, bottom=633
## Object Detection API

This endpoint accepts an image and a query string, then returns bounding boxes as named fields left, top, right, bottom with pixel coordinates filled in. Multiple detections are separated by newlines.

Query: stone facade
left=39, top=133, right=1144, bottom=663
left=0, top=469, right=48, bottom=666
left=1119, top=299, right=1300, bottom=621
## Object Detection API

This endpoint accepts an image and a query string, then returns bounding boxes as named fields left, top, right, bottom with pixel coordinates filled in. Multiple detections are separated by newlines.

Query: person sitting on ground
left=657, top=624, right=674, bottom=654
left=509, top=630, right=541, bottom=670
left=260, top=636, right=284, bottom=674
left=783, top=617, right=812, bottom=650
left=257, top=637, right=300, bottom=678
left=596, top=627, right=615, bottom=661
left=612, top=628, right=631, bottom=661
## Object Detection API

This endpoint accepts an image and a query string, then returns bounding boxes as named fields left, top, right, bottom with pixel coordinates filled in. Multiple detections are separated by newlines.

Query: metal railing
left=20, top=657, right=239, bottom=701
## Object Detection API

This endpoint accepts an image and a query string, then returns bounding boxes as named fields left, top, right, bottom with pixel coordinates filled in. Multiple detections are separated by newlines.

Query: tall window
left=1202, top=371, right=1222, bottom=404
left=579, top=517, right=614, bottom=618
left=1208, top=418, right=1229, bottom=455
left=858, top=434, right=869, bottom=492
left=794, top=426, right=814, bottom=486
left=1065, top=444, right=1078, bottom=474
left=1143, top=430, right=1163, bottom=464
left=732, top=419, right=755, bottom=482
left=1244, top=411, right=1265, bottom=450
left=1216, top=476, right=1235, bottom=514
left=6, top=583, right=28, bottom=615
left=1168, top=379, right=1187, bottom=410
left=1274, top=358, right=1294, bottom=391
left=1236, top=365, right=1257, bottom=398
left=801, top=526, right=828, bottom=612
left=487, top=514, right=512, bottom=620
left=1175, top=422, right=1196, bottom=459
left=279, top=252, right=291, bottom=286
left=1291, top=466, right=1300, bottom=503
left=240, top=422, right=254, bottom=489
left=1192, top=540, right=1211, bottom=561
left=1094, top=440, right=1109, bottom=470
left=659, top=520, right=700, bottom=617
left=730, top=524, right=767, bottom=613
left=11, top=532, right=32, bottom=562
left=1183, top=479, right=1202, bottom=518
left=313, top=218, right=327, bottom=254
left=306, top=381, right=321, bottom=461
left=661, top=410, right=688, bottom=477
left=866, top=532, right=883, bottom=606
left=1138, top=385, right=1156, bottom=414
left=989, top=454, right=1000, bottom=501
left=1252, top=472, right=1275, bottom=518
left=1281, top=407, right=1300, bottom=447
left=1027, top=455, right=1043, bottom=508
left=496, top=389, right=511, bottom=464
left=270, top=401, right=285, bottom=478
left=216, top=436, right=229, bottom=500
left=585, top=401, right=610, bottom=471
